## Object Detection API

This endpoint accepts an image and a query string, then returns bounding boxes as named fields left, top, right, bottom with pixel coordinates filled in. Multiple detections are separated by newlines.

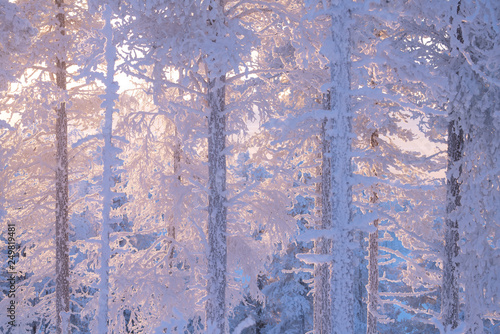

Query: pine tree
left=96, top=4, right=120, bottom=332
left=443, top=1, right=500, bottom=331
left=293, top=1, right=356, bottom=331
left=314, top=93, right=333, bottom=334
left=0, top=0, right=104, bottom=331
left=441, top=2, right=465, bottom=330
left=328, top=5, right=354, bottom=332
left=366, top=131, right=380, bottom=334
left=54, top=1, right=70, bottom=332
left=311, top=1, right=356, bottom=332
left=205, top=1, right=228, bottom=331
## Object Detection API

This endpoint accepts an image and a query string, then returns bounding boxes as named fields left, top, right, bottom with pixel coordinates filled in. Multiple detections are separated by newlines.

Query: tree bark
left=366, top=219, right=379, bottom=334
left=54, top=0, right=69, bottom=333
left=366, top=130, right=379, bottom=334
left=206, top=74, right=227, bottom=334
left=168, top=126, right=181, bottom=264
left=442, top=1, right=464, bottom=330
left=205, top=1, right=227, bottom=332
left=442, top=117, right=462, bottom=331
left=313, top=95, right=332, bottom=334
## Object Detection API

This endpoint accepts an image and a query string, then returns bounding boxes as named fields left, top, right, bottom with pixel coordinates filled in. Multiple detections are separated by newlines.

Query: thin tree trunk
left=442, top=117, right=463, bottom=331
left=98, top=5, right=117, bottom=332
left=152, top=61, right=178, bottom=265
left=165, top=128, right=180, bottom=273
left=442, top=1, right=464, bottom=330
left=367, top=131, right=380, bottom=334
left=168, top=127, right=181, bottom=263
left=206, top=73, right=227, bottom=333
left=54, top=0, right=69, bottom=333
left=366, top=219, right=379, bottom=334
left=314, top=95, right=332, bottom=334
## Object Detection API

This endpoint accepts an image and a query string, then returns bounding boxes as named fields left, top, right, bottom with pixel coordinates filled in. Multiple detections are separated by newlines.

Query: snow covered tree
left=392, top=1, right=500, bottom=331
left=362, top=1, right=500, bottom=332
left=115, top=1, right=305, bottom=332
left=327, top=4, right=355, bottom=332
left=0, top=0, right=34, bottom=226
left=443, top=0, right=500, bottom=331
left=1, top=1, right=498, bottom=332
left=308, top=1, right=355, bottom=332
left=0, top=1, right=104, bottom=331
left=91, top=3, right=120, bottom=331
left=204, top=2, right=228, bottom=332
left=53, top=1, right=71, bottom=332
left=349, top=1, right=449, bottom=331
left=313, top=94, right=334, bottom=334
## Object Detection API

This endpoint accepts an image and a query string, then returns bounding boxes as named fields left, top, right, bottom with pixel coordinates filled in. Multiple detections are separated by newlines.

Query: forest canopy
left=0, top=0, right=499, bottom=333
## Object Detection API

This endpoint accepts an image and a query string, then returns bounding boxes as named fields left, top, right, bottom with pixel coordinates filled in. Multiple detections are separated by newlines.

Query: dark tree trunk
left=205, top=1, right=228, bottom=332
left=206, top=74, right=227, bottom=333
left=442, top=118, right=463, bottom=330
left=442, top=1, right=465, bottom=329
left=367, top=130, right=380, bottom=334
left=54, top=1, right=69, bottom=333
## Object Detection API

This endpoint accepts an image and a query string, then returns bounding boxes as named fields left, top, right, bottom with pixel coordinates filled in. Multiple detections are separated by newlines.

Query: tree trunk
left=367, top=131, right=379, bottom=334
left=313, top=95, right=332, bottom=334
left=205, top=1, right=227, bottom=332
left=168, top=127, right=181, bottom=264
left=442, top=1, right=464, bottom=330
left=54, top=0, right=70, bottom=333
left=366, top=219, right=379, bottom=334
left=98, top=5, right=118, bottom=332
left=442, top=117, right=463, bottom=331
left=328, top=3, right=354, bottom=333
left=206, top=73, right=227, bottom=333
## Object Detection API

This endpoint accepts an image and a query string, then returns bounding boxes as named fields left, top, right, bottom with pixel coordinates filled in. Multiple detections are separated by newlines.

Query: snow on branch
left=296, top=253, right=332, bottom=265
left=233, top=316, right=256, bottom=334
left=72, top=134, right=103, bottom=148
left=0, top=119, right=13, bottom=130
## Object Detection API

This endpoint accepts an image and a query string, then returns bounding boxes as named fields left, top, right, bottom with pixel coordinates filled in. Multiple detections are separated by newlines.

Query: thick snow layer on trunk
left=314, top=100, right=333, bottom=334
left=233, top=316, right=256, bottom=334
left=54, top=1, right=69, bottom=333
left=206, top=75, right=227, bottom=334
left=314, top=2, right=354, bottom=332
left=328, top=4, right=354, bottom=333
left=98, top=5, right=119, bottom=332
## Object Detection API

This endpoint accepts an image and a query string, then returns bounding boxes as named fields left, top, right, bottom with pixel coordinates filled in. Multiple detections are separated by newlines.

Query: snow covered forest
left=0, top=0, right=499, bottom=333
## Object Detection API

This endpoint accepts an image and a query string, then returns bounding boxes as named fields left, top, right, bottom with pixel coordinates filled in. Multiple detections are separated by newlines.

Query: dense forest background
left=0, top=0, right=499, bottom=333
